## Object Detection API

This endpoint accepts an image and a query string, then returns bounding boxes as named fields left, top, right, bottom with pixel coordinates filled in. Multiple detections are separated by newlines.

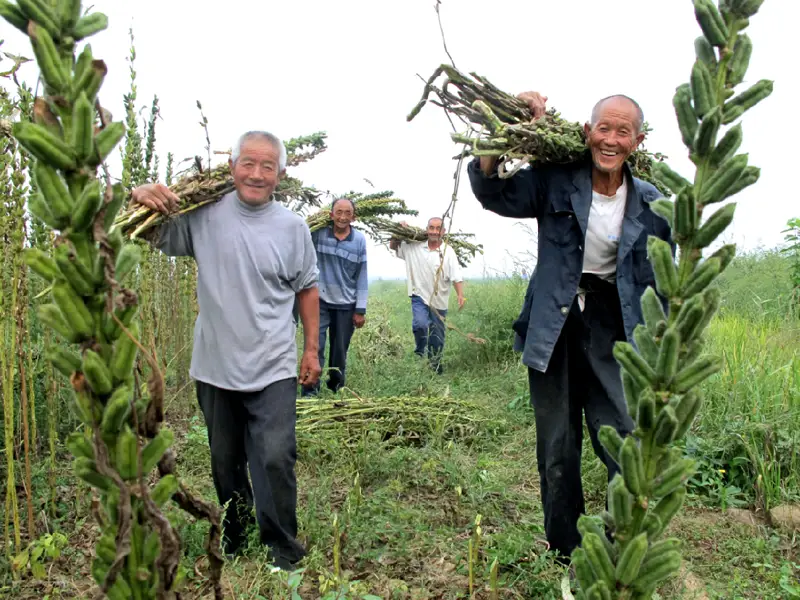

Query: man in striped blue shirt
left=301, top=198, right=368, bottom=396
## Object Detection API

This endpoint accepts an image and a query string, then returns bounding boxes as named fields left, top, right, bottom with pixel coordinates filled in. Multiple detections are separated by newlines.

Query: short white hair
left=231, top=131, right=287, bottom=171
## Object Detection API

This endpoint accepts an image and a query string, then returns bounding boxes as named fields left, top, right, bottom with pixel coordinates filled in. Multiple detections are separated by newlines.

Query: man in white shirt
left=390, top=217, right=465, bottom=374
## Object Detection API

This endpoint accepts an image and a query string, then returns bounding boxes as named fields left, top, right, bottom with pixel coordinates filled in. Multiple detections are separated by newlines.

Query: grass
left=1, top=251, right=799, bottom=599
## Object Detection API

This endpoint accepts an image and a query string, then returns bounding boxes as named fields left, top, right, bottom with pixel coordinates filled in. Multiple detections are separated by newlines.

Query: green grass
left=1, top=251, right=799, bottom=599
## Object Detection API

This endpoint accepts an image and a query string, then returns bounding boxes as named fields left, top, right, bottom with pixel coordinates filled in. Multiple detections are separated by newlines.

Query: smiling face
left=584, top=96, right=645, bottom=175
left=330, top=199, right=355, bottom=231
left=427, top=217, right=444, bottom=243
left=229, top=136, right=284, bottom=206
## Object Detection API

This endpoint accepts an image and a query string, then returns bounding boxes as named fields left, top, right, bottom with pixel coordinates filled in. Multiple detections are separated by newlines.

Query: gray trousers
left=196, top=378, right=306, bottom=563
left=528, top=274, right=634, bottom=560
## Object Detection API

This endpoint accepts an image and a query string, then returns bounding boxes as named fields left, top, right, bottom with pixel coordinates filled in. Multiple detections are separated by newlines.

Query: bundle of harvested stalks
left=407, top=64, right=671, bottom=196
left=361, top=217, right=482, bottom=268
left=115, top=133, right=329, bottom=240
left=296, top=395, right=504, bottom=445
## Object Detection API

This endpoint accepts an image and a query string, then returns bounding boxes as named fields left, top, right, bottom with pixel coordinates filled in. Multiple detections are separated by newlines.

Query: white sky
left=2, top=0, right=796, bottom=279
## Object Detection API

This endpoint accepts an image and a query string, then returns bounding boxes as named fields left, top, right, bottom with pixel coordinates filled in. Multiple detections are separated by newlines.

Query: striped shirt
left=311, top=226, right=368, bottom=313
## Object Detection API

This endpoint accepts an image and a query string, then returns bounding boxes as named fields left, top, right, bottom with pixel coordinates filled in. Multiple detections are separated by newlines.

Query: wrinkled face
left=230, top=137, right=283, bottom=205
left=330, top=200, right=355, bottom=229
left=584, top=98, right=645, bottom=175
left=427, top=218, right=444, bottom=243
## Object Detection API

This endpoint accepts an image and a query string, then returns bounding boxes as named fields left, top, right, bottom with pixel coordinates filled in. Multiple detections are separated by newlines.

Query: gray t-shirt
left=155, top=191, right=318, bottom=392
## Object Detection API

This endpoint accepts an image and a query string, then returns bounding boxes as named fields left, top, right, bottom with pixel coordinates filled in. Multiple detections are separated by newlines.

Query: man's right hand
left=131, top=183, right=180, bottom=215
left=517, top=91, right=548, bottom=120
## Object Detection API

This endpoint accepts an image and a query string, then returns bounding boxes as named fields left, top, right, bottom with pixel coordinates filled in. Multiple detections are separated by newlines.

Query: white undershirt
left=578, top=177, right=627, bottom=310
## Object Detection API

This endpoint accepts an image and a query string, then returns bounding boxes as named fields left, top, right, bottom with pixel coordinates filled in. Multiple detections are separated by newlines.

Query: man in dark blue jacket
left=468, top=93, right=672, bottom=562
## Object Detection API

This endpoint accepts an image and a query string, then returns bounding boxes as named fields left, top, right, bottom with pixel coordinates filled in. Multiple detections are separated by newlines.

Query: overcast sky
left=2, top=0, right=796, bottom=279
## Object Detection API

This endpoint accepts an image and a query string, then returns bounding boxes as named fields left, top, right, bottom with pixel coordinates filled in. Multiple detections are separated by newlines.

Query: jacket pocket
left=542, top=209, right=577, bottom=248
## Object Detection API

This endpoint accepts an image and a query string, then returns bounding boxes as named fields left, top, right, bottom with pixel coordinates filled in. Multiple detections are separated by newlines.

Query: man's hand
left=131, top=183, right=180, bottom=215
left=298, top=350, right=321, bottom=387
left=353, top=313, right=366, bottom=329
left=517, top=91, right=548, bottom=120
left=457, top=295, right=466, bottom=311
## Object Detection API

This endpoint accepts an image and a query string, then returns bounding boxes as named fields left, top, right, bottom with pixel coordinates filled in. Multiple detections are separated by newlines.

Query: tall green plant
left=0, top=1, right=223, bottom=598
left=569, top=1, right=773, bottom=598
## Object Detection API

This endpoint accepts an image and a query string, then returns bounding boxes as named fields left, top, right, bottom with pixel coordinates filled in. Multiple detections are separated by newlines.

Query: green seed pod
left=578, top=514, right=617, bottom=560
left=727, top=34, right=752, bottom=87
left=694, top=0, right=729, bottom=47
left=60, top=0, right=82, bottom=29
left=634, top=551, right=682, bottom=592
left=730, top=0, right=765, bottom=19
left=103, top=184, right=128, bottom=231
left=673, top=84, right=698, bottom=149
left=586, top=580, right=612, bottom=600
left=647, top=236, right=679, bottom=297
left=653, top=405, right=679, bottom=445
left=82, top=349, right=114, bottom=396
left=33, top=161, right=75, bottom=221
left=633, top=324, right=659, bottom=367
left=583, top=532, right=615, bottom=590
left=52, top=279, right=94, bottom=339
left=23, top=247, right=59, bottom=282
left=73, top=12, right=110, bottom=41
left=673, top=356, right=723, bottom=393
left=696, top=204, right=736, bottom=251
left=0, top=1, right=29, bottom=34
left=597, top=426, right=624, bottom=466
left=46, top=344, right=83, bottom=378
left=641, top=287, right=667, bottom=335
left=651, top=162, right=691, bottom=195
left=571, top=548, right=598, bottom=592
left=151, top=475, right=180, bottom=507
left=71, top=180, right=103, bottom=233
left=110, top=321, right=139, bottom=383
left=675, top=295, right=706, bottom=343
left=651, top=488, right=688, bottom=532
left=700, top=154, right=748, bottom=205
left=656, top=327, right=681, bottom=386
left=66, top=431, right=95, bottom=460
left=693, top=287, right=722, bottom=337
left=38, top=303, right=82, bottom=343
left=141, top=428, right=175, bottom=474
left=709, top=243, right=737, bottom=273
left=709, top=123, right=743, bottom=166
left=694, top=106, right=722, bottom=156
left=28, top=192, right=67, bottom=230
left=683, top=257, right=722, bottom=296
left=637, top=388, right=656, bottom=431
left=673, top=391, right=704, bottom=440
left=93, top=122, right=126, bottom=163
left=73, top=58, right=108, bottom=104
left=53, top=244, right=95, bottom=296
left=673, top=188, right=697, bottom=239
left=114, top=244, right=142, bottom=285
left=642, top=513, right=664, bottom=541
left=12, top=121, right=78, bottom=171
left=609, top=474, right=633, bottom=530
left=650, top=199, right=674, bottom=229
left=613, top=342, right=657, bottom=389
left=622, top=371, right=643, bottom=421
left=72, top=91, right=96, bottom=164
left=694, top=36, right=717, bottom=69
left=100, top=385, right=132, bottom=434
left=690, top=60, right=715, bottom=118
left=620, top=436, right=645, bottom=496
left=725, top=79, right=773, bottom=114
left=74, top=457, right=113, bottom=491
left=28, top=20, right=69, bottom=92
left=116, top=425, right=139, bottom=481
left=615, top=532, right=649, bottom=586
left=652, top=458, right=696, bottom=498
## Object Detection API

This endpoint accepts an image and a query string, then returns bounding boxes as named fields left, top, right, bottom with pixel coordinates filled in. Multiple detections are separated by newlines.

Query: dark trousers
left=528, top=274, right=634, bottom=559
left=195, top=378, right=306, bottom=563
left=411, top=295, right=447, bottom=373
left=302, top=303, right=356, bottom=396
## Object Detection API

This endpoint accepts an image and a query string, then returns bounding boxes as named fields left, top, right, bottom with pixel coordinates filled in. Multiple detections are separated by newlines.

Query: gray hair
left=231, top=131, right=287, bottom=171
left=590, top=95, right=644, bottom=133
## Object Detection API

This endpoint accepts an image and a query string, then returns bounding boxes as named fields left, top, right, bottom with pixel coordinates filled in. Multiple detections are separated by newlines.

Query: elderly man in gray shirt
left=131, top=130, right=320, bottom=570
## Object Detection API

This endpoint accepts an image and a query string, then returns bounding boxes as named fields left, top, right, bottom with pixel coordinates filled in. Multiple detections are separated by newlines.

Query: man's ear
left=278, top=168, right=286, bottom=181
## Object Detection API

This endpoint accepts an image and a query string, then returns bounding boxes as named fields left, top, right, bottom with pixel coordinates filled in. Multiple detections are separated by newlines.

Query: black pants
left=195, top=378, right=306, bottom=563
left=528, top=274, right=634, bottom=559
left=302, top=304, right=355, bottom=396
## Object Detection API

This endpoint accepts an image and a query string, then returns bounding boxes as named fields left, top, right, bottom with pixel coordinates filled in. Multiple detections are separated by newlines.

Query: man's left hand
left=353, top=313, right=366, bottom=329
left=298, top=350, right=321, bottom=387
left=458, top=295, right=466, bottom=310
